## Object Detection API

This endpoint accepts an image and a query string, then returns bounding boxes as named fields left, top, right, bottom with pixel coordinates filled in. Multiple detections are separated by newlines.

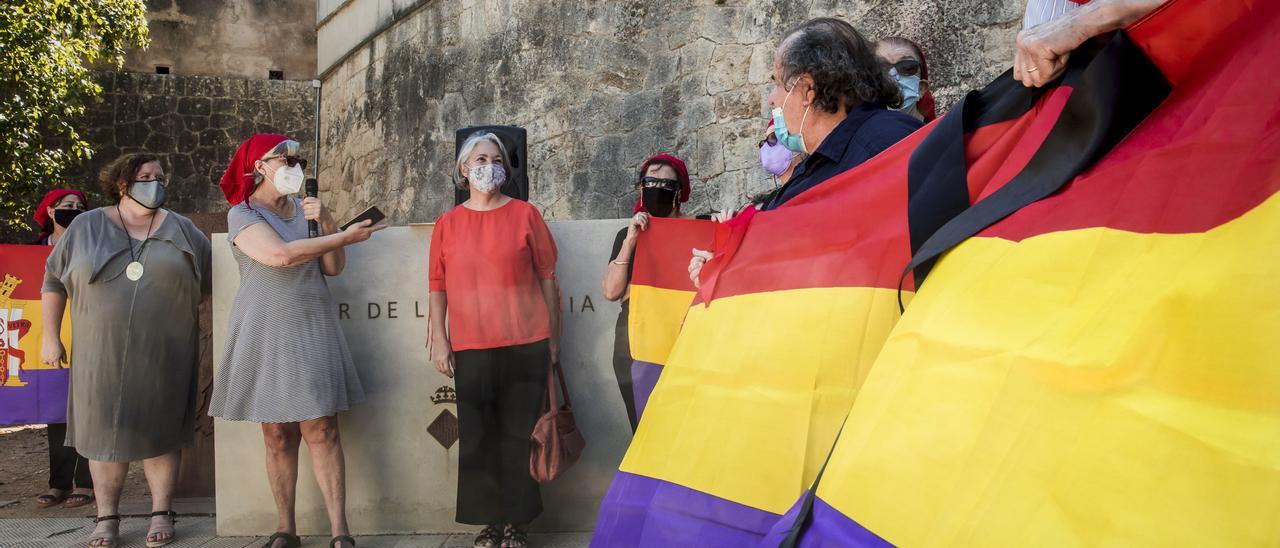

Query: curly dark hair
left=98, top=153, right=160, bottom=201
left=779, top=18, right=903, bottom=112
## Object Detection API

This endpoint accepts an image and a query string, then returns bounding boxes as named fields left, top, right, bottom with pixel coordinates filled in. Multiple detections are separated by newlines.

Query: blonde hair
left=251, top=139, right=302, bottom=186
left=454, top=132, right=511, bottom=190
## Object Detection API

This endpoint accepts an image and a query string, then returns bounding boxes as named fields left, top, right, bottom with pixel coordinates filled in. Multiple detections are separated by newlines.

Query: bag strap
left=551, top=361, right=572, bottom=407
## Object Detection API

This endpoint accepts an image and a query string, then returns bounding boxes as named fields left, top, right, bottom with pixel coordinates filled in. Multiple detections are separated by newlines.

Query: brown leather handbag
left=529, top=361, right=586, bottom=482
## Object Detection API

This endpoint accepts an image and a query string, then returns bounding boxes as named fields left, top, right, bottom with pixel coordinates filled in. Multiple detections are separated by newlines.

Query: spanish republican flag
left=765, top=1, right=1280, bottom=546
left=626, top=219, right=714, bottom=420
left=593, top=2, right=1175, bottom=544
left=0, top=244, right=73, bottom=425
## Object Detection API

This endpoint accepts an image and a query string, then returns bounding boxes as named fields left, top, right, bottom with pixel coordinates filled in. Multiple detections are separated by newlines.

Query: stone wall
left=317, top=0, right=1025, bottom=225
left=125, top=0, right=317, bottom=80
left=70, top=71, right=317, bottom=216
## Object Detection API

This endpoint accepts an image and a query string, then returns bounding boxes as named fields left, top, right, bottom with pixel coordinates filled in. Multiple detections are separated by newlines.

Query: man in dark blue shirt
left=762, top=19, right=924, bottom=211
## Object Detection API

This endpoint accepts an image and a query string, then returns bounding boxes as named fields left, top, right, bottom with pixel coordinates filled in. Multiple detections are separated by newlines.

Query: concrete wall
left=126, top=0, right=317, bottom=80
left=68, top=71, right=317, bottom=215
left=213, top=220, right=633, bottom=535
left=315, top=0, right=1025, bottom=226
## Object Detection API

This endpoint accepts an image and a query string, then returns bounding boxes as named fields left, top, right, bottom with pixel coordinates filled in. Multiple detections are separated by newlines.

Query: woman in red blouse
left=427, top=132, right=560, bottom=548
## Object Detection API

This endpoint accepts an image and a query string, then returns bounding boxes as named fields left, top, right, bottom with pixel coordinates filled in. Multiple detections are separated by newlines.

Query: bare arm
left=428, top=291, right=454, bottom=378
left=233, top=219, right=383, bottom=269
left=602, top=236, right=637, bottom=301
left=301, top=197, right=347, bottom=276
left=39, top=292, right=68, bottom=367
left=541, top=278, right=562, bottom=364
left=1015, top=0, right=1170, bottom=87
left=602, top=213, right=648, bottom=301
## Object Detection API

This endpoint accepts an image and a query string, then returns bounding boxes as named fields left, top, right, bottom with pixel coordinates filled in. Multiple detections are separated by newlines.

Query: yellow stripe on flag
left=627, top=285, right=696, bottom=365
left=818, top=193, right=1280, bottom=546
left=622, top=286, right=907, bottom=513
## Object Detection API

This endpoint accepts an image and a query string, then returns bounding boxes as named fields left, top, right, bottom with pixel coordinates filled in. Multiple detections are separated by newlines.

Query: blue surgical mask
left=891, top=68, right=921, bottom=114
left=771, top=82, right=810, bottom=154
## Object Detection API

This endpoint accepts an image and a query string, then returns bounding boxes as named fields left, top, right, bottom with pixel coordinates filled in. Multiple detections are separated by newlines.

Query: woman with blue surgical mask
left=877, top=37, right=937, bottom=123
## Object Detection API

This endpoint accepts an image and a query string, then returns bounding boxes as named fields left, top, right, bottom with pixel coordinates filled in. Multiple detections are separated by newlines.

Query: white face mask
left=468, top=163, right=507, bottom=194
left=272, top=164, right=306, bottom=195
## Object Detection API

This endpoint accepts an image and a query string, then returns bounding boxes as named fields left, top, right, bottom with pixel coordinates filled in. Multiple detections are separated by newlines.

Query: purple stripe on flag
left=0, top=368, right=70, bottom=425
left=760, top=493, right=891, bottom=547
left=592, top=471, right=782, bottom=547
left=630, top=360, right=663, bottom=421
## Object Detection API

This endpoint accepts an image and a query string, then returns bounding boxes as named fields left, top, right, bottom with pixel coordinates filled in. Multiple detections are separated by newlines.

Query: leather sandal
left=146, top=510, right=177, bottom=547
left=474, top=525, right=503, bottom=547
left=501, top=524, right=528, bottom=548
left=35, top=488, right=68, bottom=508
left=63, top=490, right=95, bottom=508
left=330, top=534, right=357, bottom=548
left=262, top=532, right=302, bottom=548
left=88, top=515, right=120, bottom=548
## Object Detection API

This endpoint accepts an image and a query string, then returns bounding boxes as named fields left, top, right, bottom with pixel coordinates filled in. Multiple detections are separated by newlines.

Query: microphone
left=305, top=178, right=319, bottom=238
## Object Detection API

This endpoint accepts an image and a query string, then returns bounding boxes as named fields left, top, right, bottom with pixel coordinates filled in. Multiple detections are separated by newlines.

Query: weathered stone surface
left=61, top=72, right=316, bottom=215
left=320, top=0, right=1024, bottom=225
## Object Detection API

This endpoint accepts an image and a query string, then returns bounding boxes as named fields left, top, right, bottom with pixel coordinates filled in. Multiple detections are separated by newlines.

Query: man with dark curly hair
left=761, top=17, right=923, bottom=210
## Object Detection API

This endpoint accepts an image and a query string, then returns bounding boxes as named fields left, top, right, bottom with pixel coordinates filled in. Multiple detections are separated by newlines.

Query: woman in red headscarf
left=28, top=189, right=96, bottom=512
left=600, top=153, right=692, bottom=431
left=209, top=134, right=384, bottom=548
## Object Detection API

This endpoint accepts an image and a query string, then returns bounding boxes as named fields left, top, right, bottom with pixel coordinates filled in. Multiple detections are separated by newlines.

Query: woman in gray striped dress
left=209, top=134, right=385, bottom=548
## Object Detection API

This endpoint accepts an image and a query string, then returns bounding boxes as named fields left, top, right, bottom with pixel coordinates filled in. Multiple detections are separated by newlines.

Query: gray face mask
left=128, top=180, right=166, bottom=209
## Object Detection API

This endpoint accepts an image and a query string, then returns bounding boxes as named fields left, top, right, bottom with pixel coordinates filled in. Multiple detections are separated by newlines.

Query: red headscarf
left=34, top=188, right=87, bottom=231
left=633, top=153, right=691, bottom=214
left=220, top=134, right=289, bottom=205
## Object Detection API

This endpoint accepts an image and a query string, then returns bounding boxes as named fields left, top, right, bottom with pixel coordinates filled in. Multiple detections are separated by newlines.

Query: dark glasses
left=641, top=176, right=680, bottom=191
left=758, top=133, right=778, bottom=148
left=269, top=156, right=308, bottom=170
left=890, top=59, right=922, bottom=78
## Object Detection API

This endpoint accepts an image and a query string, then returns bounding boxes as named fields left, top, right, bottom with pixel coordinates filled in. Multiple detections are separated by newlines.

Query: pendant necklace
left=119, top=204, right=158, bottom=282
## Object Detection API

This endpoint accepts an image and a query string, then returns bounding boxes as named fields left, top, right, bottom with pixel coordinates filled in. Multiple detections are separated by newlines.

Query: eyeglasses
left=267, top=156, right=309, bottom=170
left=890, top=59, right=922, bottom=78
left=640, top=177, right=680, bottom=192
left=757, top=133, right=778, bottom=148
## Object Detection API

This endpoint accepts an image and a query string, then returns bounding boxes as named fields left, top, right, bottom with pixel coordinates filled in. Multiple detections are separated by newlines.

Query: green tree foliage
left=0, top=0, right=148, bottom=240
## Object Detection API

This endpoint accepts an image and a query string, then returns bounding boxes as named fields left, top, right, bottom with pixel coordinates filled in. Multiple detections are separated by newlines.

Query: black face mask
left=53, top=208, right=84, bottom=228
left=642, top=188, right=677, bottom=218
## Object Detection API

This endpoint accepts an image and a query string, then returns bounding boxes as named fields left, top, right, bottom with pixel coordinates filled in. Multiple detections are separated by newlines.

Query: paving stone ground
left=0, top=516, right=591, bottom=548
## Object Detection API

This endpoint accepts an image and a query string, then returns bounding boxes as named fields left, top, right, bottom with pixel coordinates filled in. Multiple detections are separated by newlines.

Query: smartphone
left=340, top=206, right=386, bottom=231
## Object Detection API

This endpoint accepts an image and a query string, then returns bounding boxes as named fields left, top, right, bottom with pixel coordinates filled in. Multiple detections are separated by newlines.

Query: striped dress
left=209, top=198, right=365, bottom=423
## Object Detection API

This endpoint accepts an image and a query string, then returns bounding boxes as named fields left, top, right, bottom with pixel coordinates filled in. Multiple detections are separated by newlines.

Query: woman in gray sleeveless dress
left=209, top=135, right=384, bottom=548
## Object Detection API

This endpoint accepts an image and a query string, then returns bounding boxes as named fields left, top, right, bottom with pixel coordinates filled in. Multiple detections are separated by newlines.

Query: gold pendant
left=125, top=261, right=144, bottom=281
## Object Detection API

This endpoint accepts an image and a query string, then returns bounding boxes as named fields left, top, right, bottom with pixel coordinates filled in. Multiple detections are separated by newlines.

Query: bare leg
left=262, top=423, right=303, bottom=548
left=87, top=460, right=128, bottom=547
left=142, top=451, right=181, bottom=545
left=300, top=416, right=351, bottom=544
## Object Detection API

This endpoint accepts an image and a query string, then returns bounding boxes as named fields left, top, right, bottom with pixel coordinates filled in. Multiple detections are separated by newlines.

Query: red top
left=429, top=199, right=558, bottom=351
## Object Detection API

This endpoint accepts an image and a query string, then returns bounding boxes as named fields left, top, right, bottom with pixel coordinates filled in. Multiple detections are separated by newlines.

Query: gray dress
left=209, top=199, right=365, bottom=423
left=43, top=208, right=211, bottom=463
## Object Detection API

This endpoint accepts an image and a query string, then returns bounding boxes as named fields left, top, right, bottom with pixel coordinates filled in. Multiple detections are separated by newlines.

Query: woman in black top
left=601, top=153, right=691, bottom=431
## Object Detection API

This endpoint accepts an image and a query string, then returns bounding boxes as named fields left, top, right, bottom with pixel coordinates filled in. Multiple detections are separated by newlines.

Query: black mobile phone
left=339, top=206, right=386, bottom=231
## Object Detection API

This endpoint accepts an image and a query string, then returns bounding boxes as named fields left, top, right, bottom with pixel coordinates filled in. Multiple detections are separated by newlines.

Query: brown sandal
left=146, top=510, right=177, bottom=547
left=35, top=488, right=68, bottom=508
left=474, top=525, right=503, bottom=547
left=88, top=515, right=120, bottom=548
left=63, top=491, right=95, bottom=508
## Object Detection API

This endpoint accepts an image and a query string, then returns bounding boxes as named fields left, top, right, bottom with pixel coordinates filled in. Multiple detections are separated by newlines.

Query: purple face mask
left=759, top=139, right=793, bottom=177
